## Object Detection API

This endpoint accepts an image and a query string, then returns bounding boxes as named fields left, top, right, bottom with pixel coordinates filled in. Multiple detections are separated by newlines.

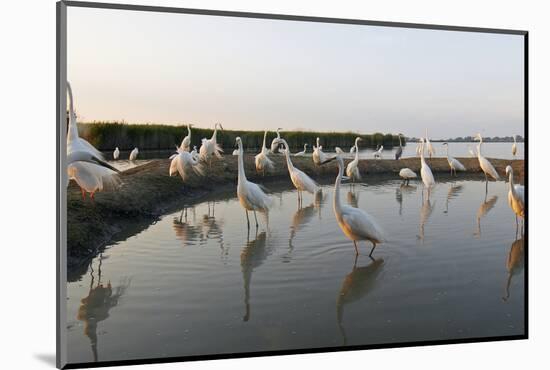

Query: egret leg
left=90, top=192, right=95, bottom=202
left=245, top=210, right=250, bottom=229
left=368, top=242, right=377, bottom=257
left=353, top=240, right=359, bottom=255
left=253, top=210, right=259, bottom=228
left=81, top=188, right=86, bottom=200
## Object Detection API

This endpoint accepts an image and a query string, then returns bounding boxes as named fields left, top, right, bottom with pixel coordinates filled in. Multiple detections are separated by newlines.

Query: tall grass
left=77, top=121, right=405, bottom=152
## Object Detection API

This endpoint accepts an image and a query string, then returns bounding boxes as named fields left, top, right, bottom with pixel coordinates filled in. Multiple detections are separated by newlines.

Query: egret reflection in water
left=287, top=202, right=316, bottom=262
left=336, top=256, right=385, bottom=345
left=444, top=184, right=463, bottom=214
left=503, top=234, right=525, bottom=301
left=241, top=231, right=270, bottom=322
left=347, top=191, right=359, bottom=208
left=418, top=191, right=435, bottom=242
left=172, top=207, right=201, bottom=247
left=474, top=195, right=498, bottom=237
left=395, top=184, right=417, bottom=216
left=77, top=256, right=130, bottom=362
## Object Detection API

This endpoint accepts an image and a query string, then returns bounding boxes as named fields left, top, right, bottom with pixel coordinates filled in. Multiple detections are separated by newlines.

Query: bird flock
left=66, top=82, right=525, bottom=256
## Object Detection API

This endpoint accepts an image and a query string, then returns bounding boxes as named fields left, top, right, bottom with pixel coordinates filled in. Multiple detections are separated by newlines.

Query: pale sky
left=67, top=6, right=524, bottom=139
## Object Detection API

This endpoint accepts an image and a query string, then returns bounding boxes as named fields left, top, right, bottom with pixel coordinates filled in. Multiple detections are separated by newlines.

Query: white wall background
left=0, top=0, right=546, bottom=369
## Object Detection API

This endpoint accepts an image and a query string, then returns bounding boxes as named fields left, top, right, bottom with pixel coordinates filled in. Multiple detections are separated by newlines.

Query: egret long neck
left=333, top=160, right=343, bottom=216
left=354, top=139, right=360, bottom=161
left=420, top=141, right=426, bottom=166
left=508, top=169, right=516, bottom=197
left=237, top=143, right=247, bottom=183
left=262, top=130, right=268, bottom=150
left=282, top=141, right=295, bottom=171
left=212, top=126, right=218, bottom=141
left=67, top=84, right=79, bottom=143
left=477, top=136, right=483, bottom=157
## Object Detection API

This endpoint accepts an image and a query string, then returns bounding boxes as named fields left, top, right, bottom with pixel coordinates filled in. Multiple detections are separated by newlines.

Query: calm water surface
left=67, top=177, right=525, bottom=364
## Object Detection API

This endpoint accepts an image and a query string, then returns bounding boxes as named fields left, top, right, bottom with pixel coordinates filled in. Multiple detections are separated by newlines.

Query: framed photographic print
left=57, top=1, right=528, bottom=368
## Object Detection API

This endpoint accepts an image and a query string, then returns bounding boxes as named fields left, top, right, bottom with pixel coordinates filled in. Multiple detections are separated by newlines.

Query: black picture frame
left=56, top=1, right=528, bottom=368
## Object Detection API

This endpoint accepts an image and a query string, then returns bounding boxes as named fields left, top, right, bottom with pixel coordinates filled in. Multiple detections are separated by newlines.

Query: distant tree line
left=76, top=121, right=407, bottom=152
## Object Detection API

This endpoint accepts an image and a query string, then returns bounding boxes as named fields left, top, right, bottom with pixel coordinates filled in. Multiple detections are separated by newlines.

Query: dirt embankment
left=67, top=155, right=524, bottom=276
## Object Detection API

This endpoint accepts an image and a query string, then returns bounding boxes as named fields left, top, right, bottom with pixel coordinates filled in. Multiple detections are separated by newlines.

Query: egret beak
left=321, top=157, right=337, bottom=165
left=91, top=156, right=121, bottom=173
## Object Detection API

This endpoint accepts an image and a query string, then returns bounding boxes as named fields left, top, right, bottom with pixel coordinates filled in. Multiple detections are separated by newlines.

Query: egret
left=232, top=149, right=239, bottom=156
left=399, top=168, right=417, bottom=185
left=294, top=143, right=308, bottom=157
left=420, top=138, right=435, bottom=188
left=395, top=135, right=403, bottom=160
left=512, top=135, right=517, bottom=157
left=66, top=82, right=119, bottom=199
left=346, top=137, right=362, bottom=184
left=373, top=145, right=383, bottom=159
left=425, top=128, right=435, bottom=159
left=415, top=140, right=422, bottom=157
left=442, top=142, right=466, bottom=176
left=506, top=165, right=525, bottom=227
left=113, top=147, right=119, bottom=160
left=180, top=124, right=193, bottom=152
left=312, top=137, right=328, bottom=166
left=255, top=130, right=275, bottom=176
left=279, top=138, right=320, bottom=206
left=235, top=137, right=272, bottom=229
left=270, top=128, right=283, bottom=154
left=350, top=145, right=356, bottom=154
left=169, top=149, right=204, bottom=182
left=468, top=146, right=476, bottom=158
left=129, top=147, right=139, bottom=161
left=199, top=123, right=224, bottom=167
left=322, top=152, right=384, bottom=256
left=474, top=133, right=500, bottom=182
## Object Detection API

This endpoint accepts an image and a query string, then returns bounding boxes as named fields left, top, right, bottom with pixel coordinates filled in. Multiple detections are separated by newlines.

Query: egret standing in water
left=442, top=142, right=465, bottom=176
left=255, top=130, right=275, bottom=176
left=512, top=135, right=518, bottom=157
left=199, top=123, right=224, bottom=167
left=323, top=152, right=384, bottom=256
left=420, top=138, right=435, bottom=189
left=506, top=165, right=525, bottom=228
left=399, top=168, right=417, bottom=185
left=113, top=147, right=119, bottom=160
left=312, top=137, right=327, bottom=166
left=346, top=137, right=363, bottom=185
left=235, top=137, right=272, bottom=229
left=395, top=135, right=403, bottom=160
left=294, top=143, right=308, bottom=157
left=474, top=133, right=500, bottom=183
left=270, top=128, right=283, bottom=154
left=129, top=147, right=139, bottom=161
left=279, top=138, right=320, bottom=207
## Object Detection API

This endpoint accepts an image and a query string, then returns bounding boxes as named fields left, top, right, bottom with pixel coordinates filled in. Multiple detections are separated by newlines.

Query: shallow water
left=66, top=177, right=525, bottom=364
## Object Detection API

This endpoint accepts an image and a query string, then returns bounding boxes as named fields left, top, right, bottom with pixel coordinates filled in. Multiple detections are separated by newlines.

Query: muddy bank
left=67, top=155, right=524, bottom=276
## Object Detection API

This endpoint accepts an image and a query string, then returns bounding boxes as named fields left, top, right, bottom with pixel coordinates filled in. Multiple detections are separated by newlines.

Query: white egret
left=294, top=143, right=308, bottom=157
left=425, top=128, right=435, bottom=158
left=191, top=145, right=198, bottom=160
left=113, top=147, right=119, bottom=160
left=312, top=137, right=328, bottom=166
left=474, top=133, right=500, bottom=182
left=442, top=142, right=466, bottom=176
left=323, top=152, right=384, bottom=256
left=180, top=124, right=193, bottom=152
left=395, top=135, right=403, bottom=160
left=350, top=145, right=356, bottom=154
left=506, top=165, right=525, bottom=225
left=346, top=137, right=363, bottom=184
left=420, top=138, right=435, bottom=188
left=129, top=147, right=139, bottom=161
left=415, top=140, right=422, bottom=157
left=468, top=146, right=476, bottom=158
left=255, top=130, right=275, bottom=176
left=399, top=168, right=417, bottom=185
left=232, top=149, right=239, bottom=156
left=169, top=149, right=204, bottom=182
left=199, top=123, right=224, bottom=166
left=279, top=138, right=320, bottom=206
left=66, top=82, right=119, bottom=199
left=373, top=145, right=383, bottom=159
left=512, top=135, right=517, bottom=157
left=235, top=137, right=272, bottom=229
left=270, top=128, right=283, bottom=154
